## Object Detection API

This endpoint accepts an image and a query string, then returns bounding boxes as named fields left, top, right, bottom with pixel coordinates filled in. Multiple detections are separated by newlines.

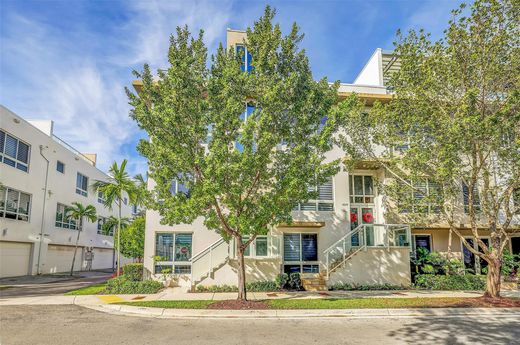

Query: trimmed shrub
left=195, top=281, right=280, bottom=293
left=288, top=273, right=302, bottom=290
left=195, top=285, right=238, bottom=293
left=414, top=274, right=486, bottom=290
left=123, top=263, right=143, bottom=281
left=329, top=283, right=406, bottom=291
left=105, top=276, right=163, bottom=294
left=275, top=273, right=289, bottom=289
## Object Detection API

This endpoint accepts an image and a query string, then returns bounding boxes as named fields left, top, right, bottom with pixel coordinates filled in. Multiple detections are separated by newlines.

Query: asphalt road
left=1, top=305, right=519, bottom=345
left=0, top=271, right=112, bottom=298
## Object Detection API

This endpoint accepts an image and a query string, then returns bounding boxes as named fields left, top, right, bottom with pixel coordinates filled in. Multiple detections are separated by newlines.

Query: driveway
left=0, top=271, right=112, bottom=298
left=1, top=305, right=519, bottom=345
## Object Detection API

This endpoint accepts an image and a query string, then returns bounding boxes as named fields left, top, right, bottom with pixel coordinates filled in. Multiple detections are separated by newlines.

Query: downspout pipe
left=37, top=145, right=50, bottom=275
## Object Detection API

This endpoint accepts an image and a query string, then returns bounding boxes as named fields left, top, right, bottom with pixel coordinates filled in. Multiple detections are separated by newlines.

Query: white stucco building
left=0, top=105, right=133, bottom=277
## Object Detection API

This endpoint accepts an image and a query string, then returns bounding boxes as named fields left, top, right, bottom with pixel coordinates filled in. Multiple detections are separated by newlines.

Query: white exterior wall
left=353, top=48, right=383, bottom=86
left=0, top=105, right=133, bottom=277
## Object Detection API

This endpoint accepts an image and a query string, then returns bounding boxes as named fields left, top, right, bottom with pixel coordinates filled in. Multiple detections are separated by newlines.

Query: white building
left=0, top=105, right=133, bottom=277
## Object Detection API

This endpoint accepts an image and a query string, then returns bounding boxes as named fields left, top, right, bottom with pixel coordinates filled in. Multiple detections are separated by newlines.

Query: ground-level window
left=412, top=234, right=432, bottom=253
left=0, top=186, right=31, bottom=221
left=462, top=237, right=489, bottom=274
left=283, top=233, right=319, bottom=273
left=55, top=203, right=78, bottom=229
left=242, top=236, right=268, bottom=257
left=154, top=233, right=192, bottom=274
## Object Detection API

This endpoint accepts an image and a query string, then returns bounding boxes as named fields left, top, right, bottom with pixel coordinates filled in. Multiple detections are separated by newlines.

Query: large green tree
left=127, top=7, right=340, bottom=300
left=103, top=216, right=144, bottom=261
left=65, top=202, right=97, bottom=276
left=339, top=0, right=519, bottom=298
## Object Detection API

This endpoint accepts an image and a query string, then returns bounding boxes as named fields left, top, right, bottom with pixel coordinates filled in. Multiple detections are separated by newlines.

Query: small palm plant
left=93, top=159, right=137, bottom=276
left=65, top=202, right=97, bottom=276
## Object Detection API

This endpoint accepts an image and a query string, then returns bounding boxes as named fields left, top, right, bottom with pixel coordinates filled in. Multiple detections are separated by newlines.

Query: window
left=462, top=237, right=489, bottom=274
left=0, top=186, right=31, bottom=221
left=412, top=235, right=432, bottom=254
left=293, top=177, right=334, bottom=211
left=513, top=188, right=520, bottom=214
left=76, top=173, right=88, bottom=197
left=132, top=204, right=138, bottom=215
left=97, top=191, right=105, bottom=204
left=123, top=197, right=128, bottom=205
left=0, top=130, right=30, bottom=172
left=155, top=233, right=193, bottom=274
left=236, top=44, right=253, bottom=73
left=242, top=236, right=268, bottom=257
left=349, top=175, right=374, bottom=204
left=56, top=161, right=65, bottom=173
left=283, top=233, right=318, bottom=273
left=398, top=179, right=442, bottom=214
left=462, top=182, right=481, bottom=213
left=170, top=179, right=190, bottom=197
left=55, top=203, right=78, bottom=230
left=97, top=217, right=106, bottom=234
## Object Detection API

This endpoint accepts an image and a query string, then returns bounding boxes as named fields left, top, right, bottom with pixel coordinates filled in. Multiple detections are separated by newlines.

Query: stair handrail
left=190, top=237, right=226, bottom=263
left=323, top=224, right=365, bottom=255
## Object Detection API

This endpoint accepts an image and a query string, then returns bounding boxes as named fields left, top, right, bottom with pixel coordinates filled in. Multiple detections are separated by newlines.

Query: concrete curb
left=81, top=304, right=520, bottom=320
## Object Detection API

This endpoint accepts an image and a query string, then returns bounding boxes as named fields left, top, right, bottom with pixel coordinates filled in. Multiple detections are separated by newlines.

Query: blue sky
left=0, top=0, right=464, bottom=175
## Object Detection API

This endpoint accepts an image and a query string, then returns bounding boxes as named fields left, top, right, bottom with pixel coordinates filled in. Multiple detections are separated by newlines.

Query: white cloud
left=0, top=0, right=234, bottom=175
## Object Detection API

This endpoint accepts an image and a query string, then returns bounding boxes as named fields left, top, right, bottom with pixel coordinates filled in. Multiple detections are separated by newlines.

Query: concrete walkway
left=1, top=288, right=519, bottom=306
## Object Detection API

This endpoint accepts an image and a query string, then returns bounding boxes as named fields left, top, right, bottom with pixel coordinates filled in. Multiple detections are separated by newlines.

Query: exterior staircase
left=301, top=273, right=328, bottom=291
left=190, top=238, right=229, bottom=290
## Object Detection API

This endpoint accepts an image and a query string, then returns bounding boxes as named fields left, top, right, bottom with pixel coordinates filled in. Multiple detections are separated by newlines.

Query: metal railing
left=324, top=223, right=411, bottom=279
left=190, top=238, right=229, bottom=286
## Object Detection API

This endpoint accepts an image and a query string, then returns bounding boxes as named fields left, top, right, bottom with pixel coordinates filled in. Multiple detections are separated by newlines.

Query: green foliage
left=122, top=263, right=143, bottom=282
left=195, top=285, right=238, bottom=293
left=422, top=264, right=436, bottom=275
left=195, top=280, right=281, bottom=293
left=65, top=202, right=98, bottom=226
left=105, top=276, right=163, bottom=294
left=337, top=0, right=519, bottom=297
left=127, top=7, right=342, bottom=296
left=329, top=283, right=406, bottom=291
left=501, top=250, right=519, bottom=277
left=288, top=273, right=302, bottom=290
left=275, top=273, right=289, bottom=289
left=415, top=274, right=486, bottom=290
left=118, top=217, right=145, bottom=260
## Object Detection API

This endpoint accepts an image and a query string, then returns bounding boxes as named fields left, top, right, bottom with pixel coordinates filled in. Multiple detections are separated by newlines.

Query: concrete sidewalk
left=1, top=288, right=519, bottom=306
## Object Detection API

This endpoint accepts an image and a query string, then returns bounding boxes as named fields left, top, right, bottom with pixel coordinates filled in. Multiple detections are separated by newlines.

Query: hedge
left=414, top=274, right=486, bottom=290
left=122, top=263, right=143, bottom=282
left=105, top=275, right=163, bottom=294
left=329, top=283, right=406, bottom=291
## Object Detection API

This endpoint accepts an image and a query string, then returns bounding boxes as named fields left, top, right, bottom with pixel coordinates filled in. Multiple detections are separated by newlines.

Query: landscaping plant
left=65, top=202, right=97, bottom=276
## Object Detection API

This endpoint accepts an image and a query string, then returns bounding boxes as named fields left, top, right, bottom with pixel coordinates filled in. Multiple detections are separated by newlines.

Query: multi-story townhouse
left=0, top=105, right=133, bottom=277
left=140, top=29, right=520, bottom=290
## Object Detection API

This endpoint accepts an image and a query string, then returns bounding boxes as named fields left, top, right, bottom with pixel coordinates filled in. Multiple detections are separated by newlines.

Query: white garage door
left=46, top=245, right=83, bottom=274
left=0, top=241, right=32, bottom=278
left=92, top=248, right=114, bottom=270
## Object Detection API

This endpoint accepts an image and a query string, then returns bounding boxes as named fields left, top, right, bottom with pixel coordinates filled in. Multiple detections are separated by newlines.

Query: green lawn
left=119, top=300, right=216, bottom=309
left=116, top=297, right=520, bottom=309
left=65, top=283, right=107, bottom=295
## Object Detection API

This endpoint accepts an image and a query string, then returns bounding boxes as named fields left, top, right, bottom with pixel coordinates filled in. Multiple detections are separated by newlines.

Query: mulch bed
left=449, top=297, right=520, bottom=308
left=207, top=300, right=270, bottom=310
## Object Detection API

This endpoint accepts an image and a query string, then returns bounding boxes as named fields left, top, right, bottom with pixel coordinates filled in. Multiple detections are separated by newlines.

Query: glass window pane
left=300, top=203, right=316, bottom=211
left=255, top=237, right=268, bottom=256
left=0, top=130, right=5, bottom=153
left=302, top=234, right=318, bottom=261
left=302, top=265, right=319, bottom=273
left=242, top=236, right=251, bottom=256
left=155, top=233, right=173, bottom=261
left=363, top=176, right=374, bottom=195
left=318, top=177, right=333, bottom=200
left=283, top=234, right=301, bottom=261
left=284, top=264, right=301, bottom=274
left=4, top=135, right=17, bottom=158
left=0, top=187, right=6, bottom=213
left=17, top=142, right=29, bottom=163
left=155, top=264, right=172, bottom=274
left=174, top=234, right=192, bottom=261
left=18, top=192, right=30, bottom=218
left=174, top=265, right=191, bottom=274
left=57, top=161, right=65, bottom=173
left=354, top=176, right=363, bottom=195
left=5, top=189, right=18, bottom=213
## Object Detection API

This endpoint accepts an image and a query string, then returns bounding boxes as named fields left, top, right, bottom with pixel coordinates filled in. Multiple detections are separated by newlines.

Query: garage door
left=0, top=241, right=32, bottom=278
left=46, top=245, right=83, bottom=274
left=92, top=248, right=114, bottom=270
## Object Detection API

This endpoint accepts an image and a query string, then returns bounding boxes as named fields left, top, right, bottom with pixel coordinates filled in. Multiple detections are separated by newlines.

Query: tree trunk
left=70, top=217, right=82, bottom=276
left=484, top=256, right=501, bottom=299
left=117, top=202, right=122, bottom=277
left=235, top=236, right=247, bottom=301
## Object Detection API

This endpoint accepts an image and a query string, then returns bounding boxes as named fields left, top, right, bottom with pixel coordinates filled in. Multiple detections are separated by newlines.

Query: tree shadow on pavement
left=387, top=315, right=520, bottom=345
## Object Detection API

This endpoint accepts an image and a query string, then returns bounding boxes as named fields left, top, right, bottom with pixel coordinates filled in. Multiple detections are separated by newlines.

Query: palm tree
left=102, top=216, right=130, bottom=237
left=65, top=202, right=97, bottom=276
left=93, top=159, right=137, bottom=276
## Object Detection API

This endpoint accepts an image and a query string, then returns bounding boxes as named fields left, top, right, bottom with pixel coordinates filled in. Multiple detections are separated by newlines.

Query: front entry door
left=350, top=207, right=375, bottom=246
